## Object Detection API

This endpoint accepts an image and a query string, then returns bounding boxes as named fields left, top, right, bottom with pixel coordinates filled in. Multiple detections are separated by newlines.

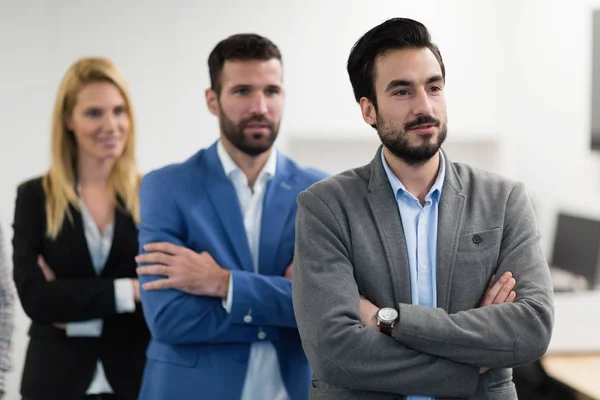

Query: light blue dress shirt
left=381, top=149, right=446, bottom=400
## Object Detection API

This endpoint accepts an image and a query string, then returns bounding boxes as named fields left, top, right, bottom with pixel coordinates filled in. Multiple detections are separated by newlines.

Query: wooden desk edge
left=541, top=353, right=600, bottom=400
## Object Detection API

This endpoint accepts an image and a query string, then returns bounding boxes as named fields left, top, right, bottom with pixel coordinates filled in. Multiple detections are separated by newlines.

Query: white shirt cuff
left=221, top=273, right=233, bottom=313
left=66, top=319, right=103, bottom=337
left=114, top=278, right=136, bottom=313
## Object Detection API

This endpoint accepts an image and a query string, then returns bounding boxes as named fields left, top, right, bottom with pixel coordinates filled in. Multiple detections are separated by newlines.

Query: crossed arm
left=135, top=172, right=297, bottom=345
left=386, top=183, right=553, bottom=369
left=359, top=271, right=517, bottom=375
left=292, top=184, right=554, bottom=397
left=12, top=183, right=139, bottom=326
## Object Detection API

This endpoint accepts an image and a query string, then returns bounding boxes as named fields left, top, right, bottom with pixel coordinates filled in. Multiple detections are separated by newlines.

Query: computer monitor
left=550, top=213, right=600, bottom=290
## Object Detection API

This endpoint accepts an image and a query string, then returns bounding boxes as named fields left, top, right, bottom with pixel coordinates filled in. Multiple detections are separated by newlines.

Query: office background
left=1, top=0, right=600, bottom=398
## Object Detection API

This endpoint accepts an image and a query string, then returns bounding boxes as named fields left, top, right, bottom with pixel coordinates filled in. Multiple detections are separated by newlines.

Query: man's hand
left=359, top=296, right=380, bottom=329
left=136, top=242, right=230, bottom=298
left=284, top=262, right=293, bottom=279
left=479, top=271, right=516, bottom=307
left=478, top=271, right=517, bottom=374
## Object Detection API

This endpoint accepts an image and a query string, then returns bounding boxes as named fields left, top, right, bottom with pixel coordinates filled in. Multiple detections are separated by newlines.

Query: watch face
left=378, top=307, right=398, bottom=323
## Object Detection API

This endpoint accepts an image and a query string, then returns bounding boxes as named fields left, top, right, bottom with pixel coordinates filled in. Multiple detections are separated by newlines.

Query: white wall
left=1, top=0, right=600, bottom=398
left=498, top=0, right=600, bottom=251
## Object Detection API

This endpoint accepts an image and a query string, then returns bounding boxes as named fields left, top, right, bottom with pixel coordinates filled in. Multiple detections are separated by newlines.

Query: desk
left=541, top=354, right=600, bottom=400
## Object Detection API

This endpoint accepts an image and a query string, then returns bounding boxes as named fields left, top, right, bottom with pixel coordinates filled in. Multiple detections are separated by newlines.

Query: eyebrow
left=229, top=84, right=283, bottom=92
left=82, top=103, right=125, bottom=110
left=230, top=84, right=252, bottom=91
left=384, top=75, right=444, bottom=92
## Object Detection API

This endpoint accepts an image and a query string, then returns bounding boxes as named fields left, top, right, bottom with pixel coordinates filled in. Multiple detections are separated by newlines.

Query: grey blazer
left=292, top=147, right=554, bottom=400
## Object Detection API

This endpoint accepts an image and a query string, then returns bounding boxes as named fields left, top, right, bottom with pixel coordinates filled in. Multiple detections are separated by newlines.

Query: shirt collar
left=380, top=147, right=446, bottom=201
left=217, top=139, right=277, bottom=182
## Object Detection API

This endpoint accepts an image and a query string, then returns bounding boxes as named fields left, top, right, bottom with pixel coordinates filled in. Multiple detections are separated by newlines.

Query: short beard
left=219, top=107, right=279, bottom=157
left=377, top=114, right=447, bottom=167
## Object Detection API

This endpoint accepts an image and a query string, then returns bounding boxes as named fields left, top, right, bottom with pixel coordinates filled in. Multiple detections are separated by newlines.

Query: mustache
left=241, top=115, right=272, bottom=126
left=404, top=115, right=440, bottom=131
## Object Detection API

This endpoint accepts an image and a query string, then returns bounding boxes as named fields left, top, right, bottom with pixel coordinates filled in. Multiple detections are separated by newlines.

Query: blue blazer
left=137, top=142, right=327, bottom=400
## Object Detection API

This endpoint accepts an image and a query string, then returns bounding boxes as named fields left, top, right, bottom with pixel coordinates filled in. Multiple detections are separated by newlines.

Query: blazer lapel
left=68, top=204, right=98, bottom=277
left=258, top=153, right=298, bottom=274
left=436, top=152, right=467, bottom=310
left=202, top=144, right=254, bottom=272
left=366, top=148, right=412, bottom=305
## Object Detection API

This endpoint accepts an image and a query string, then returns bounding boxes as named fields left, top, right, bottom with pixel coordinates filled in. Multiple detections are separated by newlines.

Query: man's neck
left=221, top=138, right=271, bottom=188
left=384, top=148, right=441, bottom=205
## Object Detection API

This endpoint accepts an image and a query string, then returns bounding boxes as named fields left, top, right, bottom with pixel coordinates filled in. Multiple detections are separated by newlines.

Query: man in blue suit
left=135, top=33, right=327, bottom=400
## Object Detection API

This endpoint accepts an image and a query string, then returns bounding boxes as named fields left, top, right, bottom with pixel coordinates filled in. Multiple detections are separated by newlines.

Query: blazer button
left=257, top=331, right=267, bottom=340
left=472, top=234, right=483, bottom=244
left=243, top=315, right=253, bottom=323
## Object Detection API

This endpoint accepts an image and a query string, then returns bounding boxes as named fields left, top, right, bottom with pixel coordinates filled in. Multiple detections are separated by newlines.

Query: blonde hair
left=42, top=57, right=141, bottom=238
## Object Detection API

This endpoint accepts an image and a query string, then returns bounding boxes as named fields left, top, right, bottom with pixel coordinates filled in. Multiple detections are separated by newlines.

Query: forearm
left=65, top=278, right=136, bottom=336
left=393, top=299, right=553, bottom=368
left=297, top=300, right=479, bottom=396
left=229, top=270, right=297, bottom=328
left=141, top=288, right=278, bottom=344
left=16, top=278, right=117, bottom=323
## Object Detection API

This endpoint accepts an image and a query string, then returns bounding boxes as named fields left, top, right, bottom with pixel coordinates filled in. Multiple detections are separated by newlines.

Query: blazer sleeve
left=391, top=182, right=554, bottom=368
left=138, top=172, right=293, bottom=345
left=228, top=270, right=297, bottom=328
left=12, top=181, right=118, bottom=324
left=292, top=189, right=480, bottom=398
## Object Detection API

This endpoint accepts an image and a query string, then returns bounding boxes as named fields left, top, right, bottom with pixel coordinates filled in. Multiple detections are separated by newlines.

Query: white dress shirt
left=66, top=196, right=136, bottom=394
left=217, top=140, right=289, bottom=400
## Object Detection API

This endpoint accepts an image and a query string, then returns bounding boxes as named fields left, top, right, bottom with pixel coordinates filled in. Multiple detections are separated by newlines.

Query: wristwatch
left=376, top=307, right=399, bottom=336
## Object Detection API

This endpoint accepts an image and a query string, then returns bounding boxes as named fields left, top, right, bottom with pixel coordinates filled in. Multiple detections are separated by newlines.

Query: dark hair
left=208, top=33, right=282, bottom=95
left=347, top=18, right=445, bottom=109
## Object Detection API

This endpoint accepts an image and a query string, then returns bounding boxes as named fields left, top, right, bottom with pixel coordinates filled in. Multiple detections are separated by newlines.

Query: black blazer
left=12, top=177, right=150, bottom=400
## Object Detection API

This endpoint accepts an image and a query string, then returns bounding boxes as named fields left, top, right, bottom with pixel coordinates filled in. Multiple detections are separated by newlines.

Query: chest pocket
left=456, top=227, right=502, bottom=268
left=451, top=227, right=503, bottom=310
left=457, top=227, right=502, bottom=252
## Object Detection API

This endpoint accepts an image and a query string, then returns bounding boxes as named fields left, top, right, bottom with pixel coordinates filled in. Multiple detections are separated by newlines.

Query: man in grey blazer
left=292, top=18, right=554, bottom=400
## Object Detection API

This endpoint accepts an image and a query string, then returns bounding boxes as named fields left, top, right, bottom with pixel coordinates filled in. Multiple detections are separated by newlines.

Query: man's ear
left=205, top=88, right=220, bottom=117
left=359, top=97, right=377, bottom=127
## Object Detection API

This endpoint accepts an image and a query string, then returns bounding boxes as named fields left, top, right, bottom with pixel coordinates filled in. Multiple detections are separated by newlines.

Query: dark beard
left=377, top=114, right=447, bottom=167
left=219, top=108, right=279, bottom=156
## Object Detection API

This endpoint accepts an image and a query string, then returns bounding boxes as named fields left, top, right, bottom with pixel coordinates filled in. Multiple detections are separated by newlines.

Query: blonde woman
left=12, top=57, right=149, bottom=400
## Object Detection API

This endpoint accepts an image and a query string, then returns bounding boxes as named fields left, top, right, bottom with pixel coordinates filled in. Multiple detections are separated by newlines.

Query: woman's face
left=66, top=81, right=130, bottom=163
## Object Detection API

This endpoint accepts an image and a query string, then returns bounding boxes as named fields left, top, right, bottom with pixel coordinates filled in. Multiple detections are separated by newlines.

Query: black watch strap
left=379, top=323, right=393, bottom=336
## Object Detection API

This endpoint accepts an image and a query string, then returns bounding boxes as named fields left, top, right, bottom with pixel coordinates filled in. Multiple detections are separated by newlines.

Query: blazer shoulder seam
left=305, top=189, right=345, bottom=239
